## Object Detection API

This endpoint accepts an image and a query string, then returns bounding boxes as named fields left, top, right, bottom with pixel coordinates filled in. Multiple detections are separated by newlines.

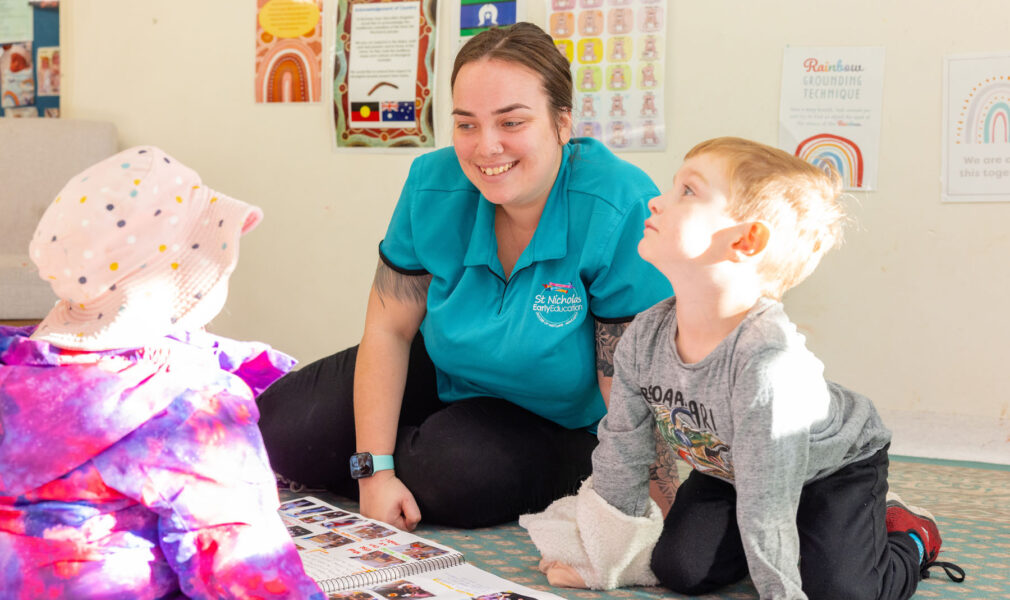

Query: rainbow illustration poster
left=943, top=53, right=1010, bottom=203
left=778, top=46, right=885, bottom=191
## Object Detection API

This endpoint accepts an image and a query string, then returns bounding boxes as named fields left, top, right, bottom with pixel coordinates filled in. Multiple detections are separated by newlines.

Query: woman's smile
left=479, top=160, right=518, bottom=176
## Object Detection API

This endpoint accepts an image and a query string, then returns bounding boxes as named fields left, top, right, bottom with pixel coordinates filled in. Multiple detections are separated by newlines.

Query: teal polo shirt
left=379, top=137, right=671, bottom=430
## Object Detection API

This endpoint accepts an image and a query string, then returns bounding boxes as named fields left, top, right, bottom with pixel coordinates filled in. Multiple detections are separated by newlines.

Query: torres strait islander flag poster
left=778, top=46, right=885, bottom=191
left=459, top=0, right=520, bottom=44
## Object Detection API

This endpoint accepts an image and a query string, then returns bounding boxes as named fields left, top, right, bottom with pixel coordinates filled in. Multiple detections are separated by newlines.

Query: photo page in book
left=279, top=496, right=567, bottom=600
left=279, top=495, right=464, bottom=588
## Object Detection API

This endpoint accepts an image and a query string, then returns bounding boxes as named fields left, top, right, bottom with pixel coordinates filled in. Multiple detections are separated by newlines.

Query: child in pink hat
left=0, top=147, right=324, bottom=599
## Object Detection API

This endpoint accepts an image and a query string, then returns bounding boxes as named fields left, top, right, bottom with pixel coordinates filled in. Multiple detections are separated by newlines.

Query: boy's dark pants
left=255, top=334, right=598, bottom=528
left=651, top=446, right=922, bottom=600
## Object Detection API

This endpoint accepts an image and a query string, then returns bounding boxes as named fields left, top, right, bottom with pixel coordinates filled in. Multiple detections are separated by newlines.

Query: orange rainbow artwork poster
left=255, top=0, right=323, bottom=103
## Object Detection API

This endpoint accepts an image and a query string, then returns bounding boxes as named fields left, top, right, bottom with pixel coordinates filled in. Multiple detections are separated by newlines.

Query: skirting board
left=879, top=408, right=1010, bottom=466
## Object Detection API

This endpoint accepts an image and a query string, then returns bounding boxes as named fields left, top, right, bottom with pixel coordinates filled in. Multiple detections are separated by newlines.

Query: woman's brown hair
left=450, top=22, right=572, bottom=129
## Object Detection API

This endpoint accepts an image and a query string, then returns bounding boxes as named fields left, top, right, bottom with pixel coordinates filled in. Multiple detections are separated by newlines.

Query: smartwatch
left=349, top=452, right=394, bottom=479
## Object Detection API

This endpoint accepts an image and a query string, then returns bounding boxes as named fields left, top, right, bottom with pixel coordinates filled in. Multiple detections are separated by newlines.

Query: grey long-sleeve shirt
left=592, top=296, right=891, bottom=599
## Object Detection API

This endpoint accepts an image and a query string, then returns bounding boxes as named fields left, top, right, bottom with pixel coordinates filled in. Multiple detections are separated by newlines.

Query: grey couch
left=0, top=119, right=117, bottom=320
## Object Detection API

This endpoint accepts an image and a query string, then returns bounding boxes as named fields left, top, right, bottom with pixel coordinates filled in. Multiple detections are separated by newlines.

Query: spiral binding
left=321, top=553, right=466, bottom=593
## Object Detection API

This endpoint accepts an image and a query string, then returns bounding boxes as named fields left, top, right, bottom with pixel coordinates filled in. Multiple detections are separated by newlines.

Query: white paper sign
left=347, top=1, right=420, bottom=128
left=942, top=53, right=1010, bottom=203
left=779, top=46, right=885, bottom=191
left=0, top=0, right=33, bottom=44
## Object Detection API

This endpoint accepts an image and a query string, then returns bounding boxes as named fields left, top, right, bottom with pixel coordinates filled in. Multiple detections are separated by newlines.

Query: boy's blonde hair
left=686, top=137, right=846, bottom=300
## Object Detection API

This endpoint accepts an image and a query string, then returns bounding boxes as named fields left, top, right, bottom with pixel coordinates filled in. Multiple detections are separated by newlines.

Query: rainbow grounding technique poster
left=778, top=46, right=885, bottom=191
left=942, top=53, right=1010, bottom=203
left=550, top=0, right=668, bottom=152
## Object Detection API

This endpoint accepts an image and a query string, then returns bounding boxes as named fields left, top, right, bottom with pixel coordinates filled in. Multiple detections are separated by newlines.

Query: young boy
left=520, top=137, right=965, bottom=599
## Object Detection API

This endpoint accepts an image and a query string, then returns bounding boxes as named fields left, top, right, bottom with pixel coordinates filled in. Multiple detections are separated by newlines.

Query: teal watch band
left=350, top=452, right=395, bottom=478
left=371, top=454, right=394, bottom=473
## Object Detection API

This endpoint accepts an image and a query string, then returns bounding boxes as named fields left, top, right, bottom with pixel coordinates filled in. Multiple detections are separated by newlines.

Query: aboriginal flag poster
left=334, top=0, right=436, bottom=148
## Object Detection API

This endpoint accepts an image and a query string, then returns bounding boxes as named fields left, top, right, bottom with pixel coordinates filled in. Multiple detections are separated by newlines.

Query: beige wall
left=61, top=1, right=1010, bottom=428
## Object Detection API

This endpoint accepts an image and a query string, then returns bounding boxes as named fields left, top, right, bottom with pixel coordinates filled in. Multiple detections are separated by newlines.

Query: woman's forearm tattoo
left=373, top=260, right=431, bottom=308
left=594, top=320, right=628, bottom=378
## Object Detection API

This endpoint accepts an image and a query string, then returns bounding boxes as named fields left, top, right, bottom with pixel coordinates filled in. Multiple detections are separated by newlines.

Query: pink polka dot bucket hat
left=28, top=146, right=262, bottom=350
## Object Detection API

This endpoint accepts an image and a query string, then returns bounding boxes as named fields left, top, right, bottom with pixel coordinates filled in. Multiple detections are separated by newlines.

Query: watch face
left=349, top=453, right=374, bottom=479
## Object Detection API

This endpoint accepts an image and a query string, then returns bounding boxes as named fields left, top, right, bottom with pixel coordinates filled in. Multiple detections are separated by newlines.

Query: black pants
left=651, top=446, right=922, bottom=600
left=256, top=335, right=598, bottom=528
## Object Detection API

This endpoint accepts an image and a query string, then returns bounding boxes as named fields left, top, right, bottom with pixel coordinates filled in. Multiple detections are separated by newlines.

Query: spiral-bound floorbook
left=279, top=495, right=566, bottom=600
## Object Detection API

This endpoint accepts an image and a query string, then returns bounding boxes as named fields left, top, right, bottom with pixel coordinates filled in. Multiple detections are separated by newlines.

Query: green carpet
left=285, top=456, right=1010, bottom=599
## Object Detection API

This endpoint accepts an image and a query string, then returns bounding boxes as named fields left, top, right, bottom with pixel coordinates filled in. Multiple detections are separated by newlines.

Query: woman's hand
left=354, top=261, right=429, bottom=532
left=358, top=471, right=422, bottom=532
left=539, top=559, right=588, bottom=588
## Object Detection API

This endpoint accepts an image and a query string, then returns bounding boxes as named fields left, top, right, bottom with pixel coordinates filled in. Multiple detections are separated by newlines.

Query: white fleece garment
left=518, top=477, right=663, bottom=590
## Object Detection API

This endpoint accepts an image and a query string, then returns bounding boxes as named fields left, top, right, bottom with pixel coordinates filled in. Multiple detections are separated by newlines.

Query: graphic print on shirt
left=531, top=281, right=585, bottom=327
left=642, top=386, right=734, bottom=480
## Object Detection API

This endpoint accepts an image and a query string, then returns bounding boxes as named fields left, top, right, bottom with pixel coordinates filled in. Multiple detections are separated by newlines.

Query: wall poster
left=778, top=46, right=885, bottom=191
left=0, top=0, right=33, bottom=44
left=255, top=0, right=324, bottom=103
left=333, top=0, right=436, bottom=148
left=0, top=0, right=58, bottom=117
left=550, top=0, right=668, bottom=152
left=0, top=41, right=33, bottom=109
left=942, top=53, right=1010, bottom=203
left=457, top=0, right=524, bottom=51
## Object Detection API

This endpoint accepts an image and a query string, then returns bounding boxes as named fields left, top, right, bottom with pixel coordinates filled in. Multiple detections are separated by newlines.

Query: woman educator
left=257, top=23, right=672, bottom=530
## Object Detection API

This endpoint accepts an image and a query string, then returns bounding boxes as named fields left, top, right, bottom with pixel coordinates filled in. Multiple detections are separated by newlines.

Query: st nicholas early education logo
left=532, top=281, right=584, bottom=327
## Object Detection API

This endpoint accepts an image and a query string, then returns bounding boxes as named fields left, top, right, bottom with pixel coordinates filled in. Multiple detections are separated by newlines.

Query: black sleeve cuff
left=377, top=242, right=429, bottom=276
left=591, top=312, right=636, bottom=325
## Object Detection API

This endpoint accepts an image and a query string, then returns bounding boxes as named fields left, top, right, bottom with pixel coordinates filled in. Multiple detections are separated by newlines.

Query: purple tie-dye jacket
left=0, top=326, right=324, bottom=599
